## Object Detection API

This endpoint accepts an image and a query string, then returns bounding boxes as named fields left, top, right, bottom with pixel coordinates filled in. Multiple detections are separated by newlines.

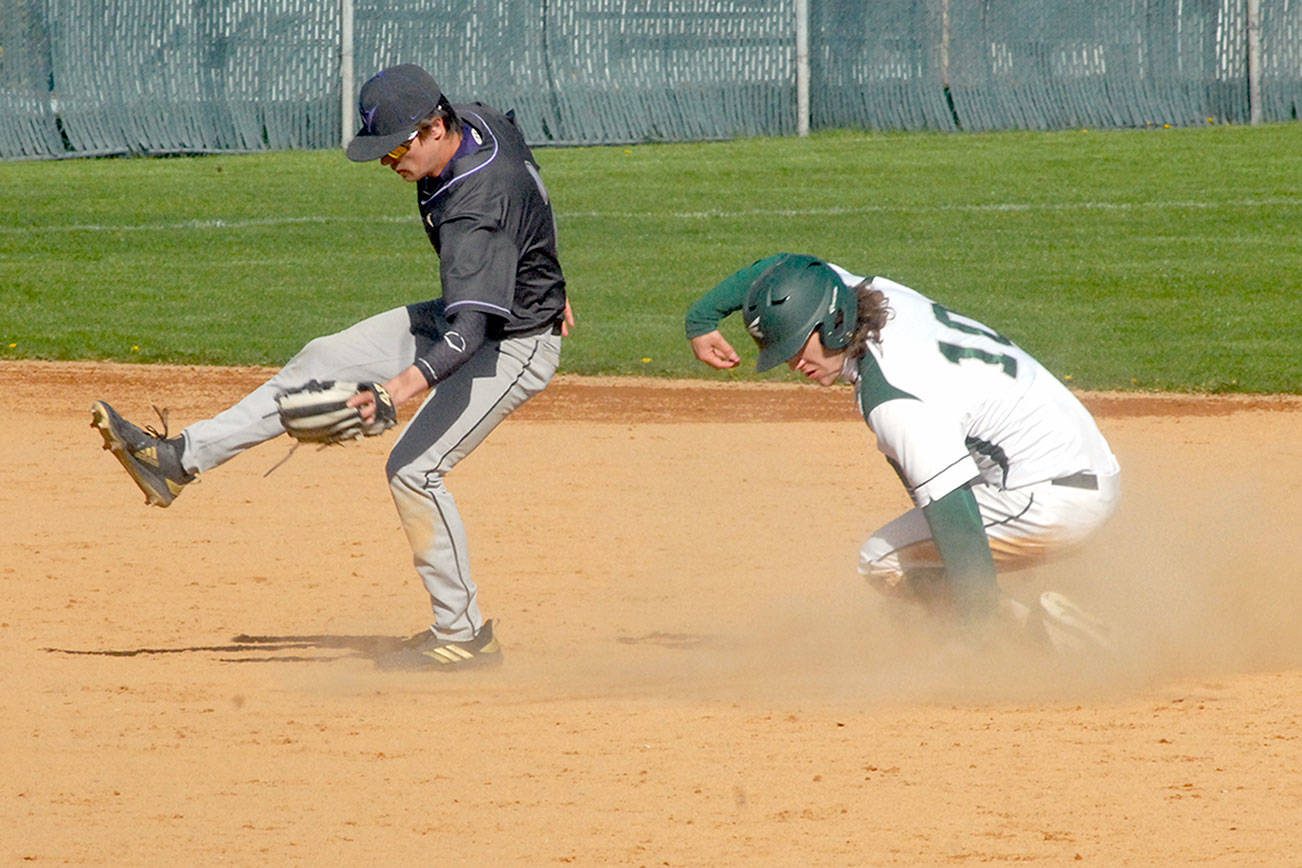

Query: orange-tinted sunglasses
left=384, top=130, right=419, bottom=162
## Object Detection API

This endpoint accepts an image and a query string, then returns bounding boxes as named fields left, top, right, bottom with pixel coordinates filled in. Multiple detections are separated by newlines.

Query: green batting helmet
left=742, top=254, right=858, bottom=371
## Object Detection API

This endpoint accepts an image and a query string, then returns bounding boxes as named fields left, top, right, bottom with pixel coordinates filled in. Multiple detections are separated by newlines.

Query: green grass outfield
left=2, top=124, right=1299, bottom=392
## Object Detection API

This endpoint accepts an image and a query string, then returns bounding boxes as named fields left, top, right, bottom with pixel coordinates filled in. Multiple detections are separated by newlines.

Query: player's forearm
left=684, top=285, right=741, bottom=339
left=684, top=255, right=782, bottom=338
left=921, top=484, right=998, bottom=622
left=412, top=309, right=490, bottom=387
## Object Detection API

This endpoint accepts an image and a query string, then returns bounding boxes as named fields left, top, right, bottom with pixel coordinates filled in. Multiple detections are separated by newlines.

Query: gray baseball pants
left=180, top=305, right=561, bottom=641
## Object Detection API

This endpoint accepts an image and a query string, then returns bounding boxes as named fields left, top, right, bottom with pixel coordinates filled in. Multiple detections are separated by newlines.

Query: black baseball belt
left=505, top=318, right=564, bottom=339
left=1050, top=471, right=1099, bottom=490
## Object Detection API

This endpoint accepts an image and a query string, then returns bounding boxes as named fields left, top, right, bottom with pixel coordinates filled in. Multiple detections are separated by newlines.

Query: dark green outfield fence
left=2, top=0, right=1299, bottom=158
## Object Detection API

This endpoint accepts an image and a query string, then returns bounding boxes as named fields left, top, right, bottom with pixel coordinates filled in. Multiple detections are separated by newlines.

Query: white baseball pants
left=858, top=472, right=1121, bottom=593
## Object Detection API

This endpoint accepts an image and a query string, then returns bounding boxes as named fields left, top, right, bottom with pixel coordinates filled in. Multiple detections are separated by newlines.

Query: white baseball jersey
left=827, top=264, right=1119, bottom=508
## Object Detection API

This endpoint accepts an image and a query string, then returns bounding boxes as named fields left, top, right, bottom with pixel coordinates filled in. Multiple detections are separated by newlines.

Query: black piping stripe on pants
left=385, top=339, right=543, bottom=629
left=982, top=491, right=1036, bottom=532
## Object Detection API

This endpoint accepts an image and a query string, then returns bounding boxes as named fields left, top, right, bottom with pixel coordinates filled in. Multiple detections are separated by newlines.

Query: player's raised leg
left=182, top=307, right=418, bottom=473
left=92, top=306, right=419, bottom=506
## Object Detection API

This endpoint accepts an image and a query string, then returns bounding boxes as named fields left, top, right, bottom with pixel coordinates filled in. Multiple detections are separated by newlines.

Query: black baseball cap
left=345, top=64, right=446, bottom=162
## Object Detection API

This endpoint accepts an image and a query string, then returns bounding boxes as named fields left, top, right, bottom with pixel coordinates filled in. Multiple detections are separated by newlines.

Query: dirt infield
left=4, top=360, right=1300, bottom=864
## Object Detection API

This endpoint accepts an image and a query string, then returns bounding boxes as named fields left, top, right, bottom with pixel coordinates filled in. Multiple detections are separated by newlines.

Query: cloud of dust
left=1074, top=472, right=1302, bottom=680
left=557, top=472, right=1302, bottom=707
left=327, top=468, right=1297, bottom=707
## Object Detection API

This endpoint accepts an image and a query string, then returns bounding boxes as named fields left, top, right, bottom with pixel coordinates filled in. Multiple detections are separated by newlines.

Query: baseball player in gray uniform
left=92, top=64, right=571, bottom=670
left=686, top=253, right=1121, bottom=655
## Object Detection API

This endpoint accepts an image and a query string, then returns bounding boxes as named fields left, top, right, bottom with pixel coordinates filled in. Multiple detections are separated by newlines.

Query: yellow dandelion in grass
left=131, top=345, right=140, bottom=352
left=1063, top=374, right=1073, bottom=381
left=1131, top=377, right=1139, bottom=385
left=640, top=357, right=652, bottom=363
left=1163, top=124, right=1171, bottom=129
left=7, top=343, right=15, bottom=349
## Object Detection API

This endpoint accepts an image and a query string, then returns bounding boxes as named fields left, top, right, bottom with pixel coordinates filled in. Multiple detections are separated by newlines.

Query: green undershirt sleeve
left=684, top=254, right=785, bottom=339
left=921, top=484, right=998, bottom=622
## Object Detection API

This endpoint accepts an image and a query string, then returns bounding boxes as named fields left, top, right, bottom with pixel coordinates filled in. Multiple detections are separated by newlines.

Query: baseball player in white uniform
left=686, top=253, right=1121, bottom=653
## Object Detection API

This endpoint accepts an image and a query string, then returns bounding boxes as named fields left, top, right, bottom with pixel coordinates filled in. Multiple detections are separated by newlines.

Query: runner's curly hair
left=845, top=280, right=892, bottom=360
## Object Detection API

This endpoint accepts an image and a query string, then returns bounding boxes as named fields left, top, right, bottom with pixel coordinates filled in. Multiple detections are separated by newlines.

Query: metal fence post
left=1247, top=0, right=1262, bottom=125
left=796, top=0, right=810, bottom=136
left=341, top=0, right=355, bottom=147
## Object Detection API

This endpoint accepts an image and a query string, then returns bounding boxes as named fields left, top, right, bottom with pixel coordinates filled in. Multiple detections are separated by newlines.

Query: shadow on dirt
left=614, top=632, right=718, bottom=649
left=41, top=634, right=407, bottom=663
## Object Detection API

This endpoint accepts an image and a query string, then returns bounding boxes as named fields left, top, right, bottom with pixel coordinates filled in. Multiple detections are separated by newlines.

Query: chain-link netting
left=2, top=0, right=1298, bottom=158
left=1262, top=0, right=1302, bottom=119
left=352, top=0, right=795, bottom=144
left=812, top=0, right=957, bottom=131
left=940, top=0, right=1249, bottom=130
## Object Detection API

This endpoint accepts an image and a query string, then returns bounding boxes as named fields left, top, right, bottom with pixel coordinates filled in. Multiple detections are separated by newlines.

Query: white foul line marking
left=2, top=198, right=1297, bottom=234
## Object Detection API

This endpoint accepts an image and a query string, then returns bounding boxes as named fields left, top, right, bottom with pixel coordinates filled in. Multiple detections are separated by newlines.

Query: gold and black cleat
left=376, top=620, right=504, bottom=671
left=91, top=401, right=194, bottom=507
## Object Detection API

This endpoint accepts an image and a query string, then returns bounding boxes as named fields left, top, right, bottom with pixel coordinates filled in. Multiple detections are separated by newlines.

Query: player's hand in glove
left=275, top=380, right=398, bottom=444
